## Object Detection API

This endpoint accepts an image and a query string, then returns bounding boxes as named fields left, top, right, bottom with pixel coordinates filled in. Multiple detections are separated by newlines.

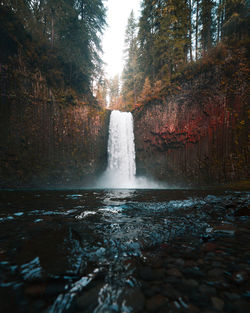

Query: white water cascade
left=97, top=110, right=165, bottom=189
left=107, top=110, right=136, bottom=186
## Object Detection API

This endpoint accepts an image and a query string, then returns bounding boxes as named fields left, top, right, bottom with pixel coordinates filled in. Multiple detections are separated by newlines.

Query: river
left=0, top=188, right=249, bottom=313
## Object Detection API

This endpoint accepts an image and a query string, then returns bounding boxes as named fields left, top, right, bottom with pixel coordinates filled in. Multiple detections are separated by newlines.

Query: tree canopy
left=0, top=0, right=106, bottom=96
left=120, top=0, right=250, bottom=109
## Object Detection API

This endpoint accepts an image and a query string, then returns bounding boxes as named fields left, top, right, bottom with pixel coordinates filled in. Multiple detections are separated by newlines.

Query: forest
left=0, top=1, right=250, bottom=313
left=0, top=0, right=249, bottom=187
left=1, top=0, right=249, bottom=108
left=0, top=0, right=106, bottom=100
left=110, top=0, right=250, bottom=110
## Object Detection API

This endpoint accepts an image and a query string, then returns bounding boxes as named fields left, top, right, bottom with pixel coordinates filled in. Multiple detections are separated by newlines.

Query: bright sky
left=102, top=0, right=141, bottom=79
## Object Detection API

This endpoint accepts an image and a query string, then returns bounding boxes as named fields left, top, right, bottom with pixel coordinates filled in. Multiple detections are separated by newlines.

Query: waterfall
left=107, top=110, right=136, bottom=181
left=99, top=110, right=136, bottom=188
left=97, top=110, right=165, bottom=189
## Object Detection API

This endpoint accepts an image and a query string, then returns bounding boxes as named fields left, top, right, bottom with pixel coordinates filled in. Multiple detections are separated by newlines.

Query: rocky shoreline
left=0, top=190, right=249, bottom=313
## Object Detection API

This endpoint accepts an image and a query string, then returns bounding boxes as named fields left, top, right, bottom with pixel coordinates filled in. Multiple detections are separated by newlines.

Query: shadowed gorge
left=0, top=1, right=250, bottom=313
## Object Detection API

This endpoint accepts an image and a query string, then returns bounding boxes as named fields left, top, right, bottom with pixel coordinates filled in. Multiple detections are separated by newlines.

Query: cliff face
left=134, top=65, right=249, bottom=186
left=0, top=67, right=110, bottom=188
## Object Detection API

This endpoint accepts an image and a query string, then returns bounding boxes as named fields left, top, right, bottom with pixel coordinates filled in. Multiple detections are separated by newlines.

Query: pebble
left=76, top=283, right=103, bottom=310
left=183, top=278, right=199, bottom=287
left=25, top=283, right=46, bottom=297
left=139, top=266, right=154, bottom=281
left=223, top=292, right=240, bottom=300
left=232, top=299, right=250, bottom=313
left=124, top=288, right=145, bottom=313
left=207, top=268, right=224, bottom=277
left=161, top=284, right=180, bottom=300
left=232, top=270, right=248, bottom=283
left=211, top=296, right=224, bottom=310
left=199, top=284, right=216, bottom=295
left=153, top=268, right=166, bottom=280
left=145, top=294, right=167, bottom=312
left=201, top=242, right=217, bottom=252
left=166, top=268, right=182, bottom=277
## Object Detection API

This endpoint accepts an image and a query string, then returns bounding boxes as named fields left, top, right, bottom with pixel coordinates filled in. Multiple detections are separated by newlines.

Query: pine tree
left=108, top=75, right=120, bottom=108
left=138, top=0, right=156, bottom=83
left=122, top=10, right=141, bottom=109
left=221, top=0, right=249, bottom=40
left=153, top=0, right=190, bottom=79
left=0, top=0, right=106, bottom=95
left=200, top=0, right=215, bottom=54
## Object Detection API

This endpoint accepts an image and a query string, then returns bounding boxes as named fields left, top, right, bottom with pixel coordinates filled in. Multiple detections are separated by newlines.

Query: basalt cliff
left=0, top=69, right=110, bottom=188
left=134, top=49, right=249, bottom=186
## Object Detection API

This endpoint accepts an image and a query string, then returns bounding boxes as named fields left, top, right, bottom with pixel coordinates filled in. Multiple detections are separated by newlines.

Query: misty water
left=97, top=110, right=163, bottom=189
left=1, top=112, right=249, bottom=312
left=0, top=189, right=249, bottom=313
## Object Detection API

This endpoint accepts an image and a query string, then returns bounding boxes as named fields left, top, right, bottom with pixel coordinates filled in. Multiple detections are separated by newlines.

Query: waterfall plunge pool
left=0, top=188, right=249, bottom=313
left=1, top=114, right=249, bottom=312
left=96, top=110, right=166, bottom=189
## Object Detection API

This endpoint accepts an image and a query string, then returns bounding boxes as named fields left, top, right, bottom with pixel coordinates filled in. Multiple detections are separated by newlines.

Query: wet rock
left=45, top=281, right=66, bottom=296
left=153, top=268, right=165, bottom=280
left=211, top=296, right=224, bottom=310
left=184, top=259, right=197, bottom=267
left=148, top=256, right=164, bottom=268
left=25, top=282, right=46, bottom=297
left=145, top=294, right=167, bottom=312
left=207, top=268, right=224, bottom=277
left=234, top=207, right=250, bottom=217
left=144, top=285, right=161, bottom=297
left=183, top=279, right=199, bottom=287
left=33, top=299, right=46, bottom=311
left=175, top=258, right=185, bottom=266
left=161, top=284, right=180, bottom=300
left=187, top=303, right=200, bottom=313
left=182, top=267, right=205, bottom=278
left=223, top=292, right=241, bottom=300
left=213, top=224, right=235, bottom=236
left=0, top=287, right=24, bottom=313
left=212, top=261, right=222, bottom=267
left=201, top=243, right=217, bottom=252
left=198, top=284, right=216, bottom=295
left=124, top=288, right=145, bottom=313
left=76, top=283, right=103, bottom=312
left=231, top=299, right=250, bottom=313
left=139, top=266, right=154, bottom=281
left=16, top=227, right=83, bottom=276
left=166, top=268, right=182, bottom=277
left=232, top=270, right=248, bottom=283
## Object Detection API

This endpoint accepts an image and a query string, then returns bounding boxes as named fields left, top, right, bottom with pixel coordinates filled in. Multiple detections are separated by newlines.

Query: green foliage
left=0, top=0, right=106, bottom=98
left=120, top=0, right=250, bottom=111
left=122, top=11, right=142, bottom=108
left=108, top=75, right=120, bottom=108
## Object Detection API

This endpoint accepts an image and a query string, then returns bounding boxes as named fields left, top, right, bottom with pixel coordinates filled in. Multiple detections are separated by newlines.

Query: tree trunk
left=195, top=0, right=199, bottom=60
left=51, top=8, right=55, bottom=48
left=189, top=0, right=193, bottom=62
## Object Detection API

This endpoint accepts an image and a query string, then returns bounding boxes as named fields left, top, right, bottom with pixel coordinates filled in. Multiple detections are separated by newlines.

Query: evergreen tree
left=108, top=75, right=120, bottom=108
left=122, top=11, right=141, bottom=109
left=152, top=0, right=190, bottom=80
left=0, top=0, right=106, bottom=95
left=200, top=0, right=215, bottom=54
left=221, top=0, right=249, bottom=40
left=138, top=0, right=156, bottom=83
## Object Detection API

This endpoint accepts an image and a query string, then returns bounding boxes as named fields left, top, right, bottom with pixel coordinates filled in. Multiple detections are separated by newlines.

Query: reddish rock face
left=133, top=72, right=249, bottom=186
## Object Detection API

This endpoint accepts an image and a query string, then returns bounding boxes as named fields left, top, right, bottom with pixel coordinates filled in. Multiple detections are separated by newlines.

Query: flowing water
left=1, top=111, right=249, bottom=312
left=0, top=189, right=249, bottom=313
left=97, top=110, right=163, bottom=189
